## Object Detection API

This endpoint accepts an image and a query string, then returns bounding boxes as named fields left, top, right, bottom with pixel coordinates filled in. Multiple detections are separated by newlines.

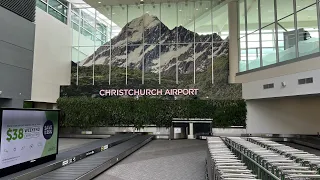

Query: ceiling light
left=179, top=9, right=182, bottom=11
left=98, top=1, right=101, bottom=3
left=205, top=8, right=208, bottom=10
left=196, top=8, right=199, bottom=10
left=140, top=0, right=143, bottom=1
left=146, top=11, right=149, bottom=13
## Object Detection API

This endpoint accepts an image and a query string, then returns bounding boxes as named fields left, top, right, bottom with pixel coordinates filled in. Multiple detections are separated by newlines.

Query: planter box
left=60, top=126, right=170, bottom=139
left=60, top=126, right=247, bottom=138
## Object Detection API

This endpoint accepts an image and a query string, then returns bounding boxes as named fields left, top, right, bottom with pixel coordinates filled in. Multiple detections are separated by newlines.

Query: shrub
left=57, top=97, right=246, bottom=129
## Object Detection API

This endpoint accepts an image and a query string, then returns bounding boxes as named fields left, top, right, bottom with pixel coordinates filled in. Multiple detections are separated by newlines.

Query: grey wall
left=0, top=6, right=35, bottom=108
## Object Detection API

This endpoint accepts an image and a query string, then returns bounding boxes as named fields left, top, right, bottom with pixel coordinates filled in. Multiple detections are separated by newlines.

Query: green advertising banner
left=0, top=109, right=59, bottom=169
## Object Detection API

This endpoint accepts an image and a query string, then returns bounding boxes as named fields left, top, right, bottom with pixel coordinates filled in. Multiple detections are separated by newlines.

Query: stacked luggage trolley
left=224, top=137, right=320, bottom=180
left=206, top=137, right=260, bottom=180
left=247, top=137, right=320, bottom=179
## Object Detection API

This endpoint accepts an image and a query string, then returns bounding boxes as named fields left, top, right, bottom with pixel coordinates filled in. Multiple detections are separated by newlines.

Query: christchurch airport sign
left=99, top=89, right=199, bottom=97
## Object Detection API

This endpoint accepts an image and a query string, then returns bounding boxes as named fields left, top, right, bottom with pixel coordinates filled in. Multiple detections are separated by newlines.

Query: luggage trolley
left=206, top=137, right=260, bottom=180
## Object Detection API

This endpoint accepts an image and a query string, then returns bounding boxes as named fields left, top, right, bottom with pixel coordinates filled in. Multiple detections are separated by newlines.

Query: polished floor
left=94, top=139, right=207, bottom=180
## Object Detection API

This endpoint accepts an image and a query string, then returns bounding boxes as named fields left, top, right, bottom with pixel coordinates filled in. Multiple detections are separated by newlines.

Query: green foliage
left=57, top=97, right=246, bottom=129
left=23, top=101, right=33, bottom=108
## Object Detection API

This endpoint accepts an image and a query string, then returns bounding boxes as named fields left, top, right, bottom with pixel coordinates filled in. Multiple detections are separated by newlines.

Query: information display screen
left=0, top=109, right=59, bottom=169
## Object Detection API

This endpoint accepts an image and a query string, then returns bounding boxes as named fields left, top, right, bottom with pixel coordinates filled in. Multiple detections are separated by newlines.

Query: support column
left=188, top=122, right=194, bottom=139
left=228, top=0, right=239, bottom=83
left=67, top=2, right=72, bottom=26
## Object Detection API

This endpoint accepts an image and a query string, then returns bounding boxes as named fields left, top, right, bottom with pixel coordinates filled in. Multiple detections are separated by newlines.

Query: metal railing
left=206, top=137, right=260, bottom=180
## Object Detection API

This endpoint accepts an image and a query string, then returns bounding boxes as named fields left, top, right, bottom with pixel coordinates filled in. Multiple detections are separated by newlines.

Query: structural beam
left=228, top=0, right=239, bottom=83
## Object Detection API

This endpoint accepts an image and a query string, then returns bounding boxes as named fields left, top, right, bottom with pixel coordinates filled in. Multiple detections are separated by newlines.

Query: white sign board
left=174, top=127, right=181, bottom=133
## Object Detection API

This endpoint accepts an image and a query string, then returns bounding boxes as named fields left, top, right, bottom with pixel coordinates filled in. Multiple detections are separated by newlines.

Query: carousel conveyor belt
left=32, top=135, right=153, bottom=180
left=2, top=133, right=137, bottom=180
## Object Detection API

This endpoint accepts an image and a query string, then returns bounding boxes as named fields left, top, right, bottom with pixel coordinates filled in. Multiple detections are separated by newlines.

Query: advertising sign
left=0, top=109, right=59, bottom=169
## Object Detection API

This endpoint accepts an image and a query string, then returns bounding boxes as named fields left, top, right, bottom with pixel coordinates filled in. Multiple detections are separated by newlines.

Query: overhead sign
left=0, top=109, right=59, bottom=169
left=99, top=89, right=199, bottom=97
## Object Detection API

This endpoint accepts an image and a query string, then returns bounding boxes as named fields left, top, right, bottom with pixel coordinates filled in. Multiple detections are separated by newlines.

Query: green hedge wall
left=57, top=97, right=246, bottom=129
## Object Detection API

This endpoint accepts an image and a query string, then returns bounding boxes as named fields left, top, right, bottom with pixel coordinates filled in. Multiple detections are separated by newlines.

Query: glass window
left=178, top=44, right=194, bottom=83
left=144, top=4, right=160, bottom=44
left=213, top=3, right=229, bottom=40
left=177, top=2, right=195, bottom=43
left=160, top=44, right=177, bottom=82
left=94, top=46, right=110, bottom=85
left=238, top=0, right=246, bottom=39
left=36, top=0, right=47, bottom=12
left=296, top=3, right=319, bottom=57
left=246, top=0, right=260, bottom=69
left=261, top=23, right=277, bottom=66
left=48, top=6, right=67, bottom=23
left=111, top=46, right=126, bottom=85
left=96, top=6, right=111, bottom=46
left=77, top=8, right=95, bottom=46
left=278, top=14, right=297, bottom=62
left=195, top=1, right=212, bottom=42
left=111, top=6, right=127, bottom=45
left=72, top=23, right=79, bottom=46
left=160, top=3, right=177, bottom=44
left=296, top=0, right=316, bottom=11
left=277, top=0, right=294, bottom=20
left=48, top=0, right=67, bottom=16
left=144, top=45, right=160, bottom=85
left=78, top=47, right=94, bottom=85
left=71, top=47, right=79, bottom=85
left=127, top=45, right=143, bottom=85
left=195, top=43, right=212, bottom=82
left=261, top=0, right=274, bottom=27
left=128, top=5, right=143, bottom=45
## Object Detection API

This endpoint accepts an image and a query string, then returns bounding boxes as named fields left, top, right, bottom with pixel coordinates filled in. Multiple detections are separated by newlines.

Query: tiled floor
left=94, top=139, right=207, bottom=180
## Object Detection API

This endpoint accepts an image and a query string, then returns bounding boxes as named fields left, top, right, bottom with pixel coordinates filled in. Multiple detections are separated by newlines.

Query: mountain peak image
left=79, top=13, right=229, bottom=75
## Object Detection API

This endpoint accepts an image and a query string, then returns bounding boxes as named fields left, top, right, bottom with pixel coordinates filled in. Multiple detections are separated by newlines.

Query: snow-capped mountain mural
left=79, top=14, right=228, bottom=75
left=61, top=13, right=242, bottom=100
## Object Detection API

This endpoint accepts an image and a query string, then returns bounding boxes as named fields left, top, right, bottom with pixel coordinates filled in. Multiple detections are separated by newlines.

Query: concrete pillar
left=228, top=0, right=239, bottom=83
left=188, top=122, right=194, bottom=139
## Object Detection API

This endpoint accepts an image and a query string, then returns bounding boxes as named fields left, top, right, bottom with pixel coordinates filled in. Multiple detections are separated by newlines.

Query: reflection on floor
left=58, top=138, right=99, bottom=152
left=94, top=139, right=207, bottom=180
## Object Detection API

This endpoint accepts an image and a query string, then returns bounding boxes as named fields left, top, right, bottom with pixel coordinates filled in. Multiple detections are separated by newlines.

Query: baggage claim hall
left=0, top=0, right=320, bottom=179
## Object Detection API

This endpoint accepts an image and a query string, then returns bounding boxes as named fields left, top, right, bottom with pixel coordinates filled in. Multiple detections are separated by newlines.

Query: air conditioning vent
left=306, top=77, right=313, bottom=84
left=263, top=83, right=274, bottom=89
left=298, top=77, right=313, bottom=85
left=0, top=0, right=36, bottom=22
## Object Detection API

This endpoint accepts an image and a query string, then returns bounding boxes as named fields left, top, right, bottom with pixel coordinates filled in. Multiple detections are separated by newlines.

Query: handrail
left=223, top=138, right=281, bottom=180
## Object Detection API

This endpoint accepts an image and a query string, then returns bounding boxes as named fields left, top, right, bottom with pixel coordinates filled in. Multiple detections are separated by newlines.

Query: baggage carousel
left=2, top=134, right=153, bottom=180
